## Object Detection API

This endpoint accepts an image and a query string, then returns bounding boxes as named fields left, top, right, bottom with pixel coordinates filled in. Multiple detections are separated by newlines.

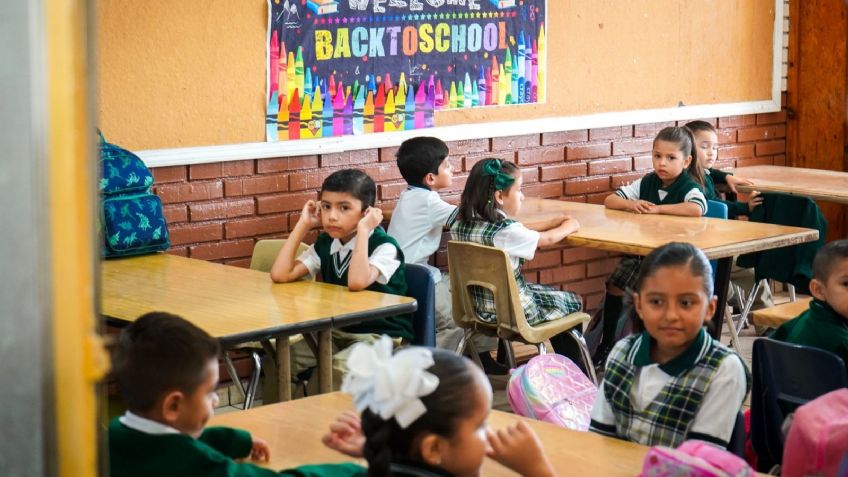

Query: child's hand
left=250, top=437, right=271, bottom=462
left=629, top=200, right=657, bottom=214
left=487, top=421, right=555, bottom=477
left=747, top=190, right=764, bottom=211
left=559, top=216, right=580, bottom=235
left=298, top=200, right=322, bottom=229
left=725, top=175, right=754, bottom=193
left=357, top=207, right=383, bottom=233
left=321, top=411, right=365, bottom=458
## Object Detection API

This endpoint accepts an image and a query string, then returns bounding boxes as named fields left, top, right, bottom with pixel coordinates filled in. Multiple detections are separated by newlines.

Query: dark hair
left=654, top=126, right=705, bottom=189
left=396, top=137, right=450, bottom=186
left=112, top=312, right=220, bottom=413
left=813, top=239, right=848, bottom=281
left=321, top=169, right=376, bottom=209
left=635, top=242, right=714, bottom=296
left=457, top=158, right=520, bottom=223
left=684, top=120, right=717, bottom=135
left=361, top=349, right=479, bottom=477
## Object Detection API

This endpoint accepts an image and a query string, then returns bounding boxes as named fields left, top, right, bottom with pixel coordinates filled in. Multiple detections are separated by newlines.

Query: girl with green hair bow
left=451, top=158, right=593, bottom=376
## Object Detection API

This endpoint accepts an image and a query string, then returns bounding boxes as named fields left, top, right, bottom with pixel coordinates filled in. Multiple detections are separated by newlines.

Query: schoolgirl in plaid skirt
left=590, top=243, right=749, bottom=448
left=596, top=126, right=709, bottom=364
left=450, top=158, right=586, bottom=357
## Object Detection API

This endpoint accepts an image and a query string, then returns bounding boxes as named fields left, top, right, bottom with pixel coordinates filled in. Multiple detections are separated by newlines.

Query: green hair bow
left=481, top=159, right=515, bottom=191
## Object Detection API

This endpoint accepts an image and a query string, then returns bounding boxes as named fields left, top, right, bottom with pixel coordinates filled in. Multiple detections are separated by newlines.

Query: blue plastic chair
left=751, top=338, right=848, bottom=470
left=405, top=263, right=436, bottom=347
left=705, top=200, right=729, bottom=276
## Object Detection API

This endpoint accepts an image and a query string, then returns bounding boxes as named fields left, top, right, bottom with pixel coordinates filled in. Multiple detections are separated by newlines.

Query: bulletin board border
left=136, top=1, right=783, bottom=168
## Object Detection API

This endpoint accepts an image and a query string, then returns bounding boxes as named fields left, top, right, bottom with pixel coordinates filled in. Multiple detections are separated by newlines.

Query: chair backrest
left=447, top=241, right=530, bottom=338
left=727, top=411, right=746, bottom=459
left=404, top=263, right=436, bottom=347
left=751, top=338, right=848, bottom=467
left=704, top=200, right=728, bottom=277
left=250, top=239, right=309, bottom=273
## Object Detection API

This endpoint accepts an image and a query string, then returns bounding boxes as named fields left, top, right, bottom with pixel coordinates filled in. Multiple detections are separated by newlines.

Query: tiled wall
left=151, top=110, right=787, bottom=315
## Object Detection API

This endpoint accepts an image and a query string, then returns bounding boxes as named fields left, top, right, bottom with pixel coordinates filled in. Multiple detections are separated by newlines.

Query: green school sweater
left=638, top=171, right=705, bottom=209
left=771, top=299, right=848, bottom=372
left=108, top=419, right=364, bottom=477
left=704, top=169, right=749, bottom=219
left=313, top=227, right=412, bottom=340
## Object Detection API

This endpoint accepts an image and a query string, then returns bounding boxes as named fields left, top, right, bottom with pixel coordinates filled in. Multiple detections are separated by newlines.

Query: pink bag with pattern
left=782, top=389, right=848, bottom=477
left=506, top=354, right=596, bottom=431
left=640, top=440, right=755, bottom=477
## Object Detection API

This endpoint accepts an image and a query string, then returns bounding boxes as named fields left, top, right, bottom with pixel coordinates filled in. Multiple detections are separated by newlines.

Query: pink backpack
left=506, top=354, right=596, bottom=431
left=640, top=440, right=755, bottom=477
left=782, top=388, right=848, bottom=477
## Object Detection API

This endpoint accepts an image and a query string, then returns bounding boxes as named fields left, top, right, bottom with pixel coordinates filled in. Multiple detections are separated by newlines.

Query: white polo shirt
left=387, top=186, right=458, bottom=281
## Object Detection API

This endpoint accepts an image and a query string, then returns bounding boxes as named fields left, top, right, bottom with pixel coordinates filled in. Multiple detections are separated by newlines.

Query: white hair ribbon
left=341, top=335, right=440, bottom=428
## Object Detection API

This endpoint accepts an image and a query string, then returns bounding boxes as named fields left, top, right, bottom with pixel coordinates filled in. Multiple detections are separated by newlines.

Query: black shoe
left=478, top=352, right=509, bottom=375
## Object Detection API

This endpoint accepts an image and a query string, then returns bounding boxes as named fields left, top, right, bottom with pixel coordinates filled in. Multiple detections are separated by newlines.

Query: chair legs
left=243, top=351, right=262, bottom=409
left=456, top=329, right=485, bottom=369
left=566, top=329, right=598, bottom=385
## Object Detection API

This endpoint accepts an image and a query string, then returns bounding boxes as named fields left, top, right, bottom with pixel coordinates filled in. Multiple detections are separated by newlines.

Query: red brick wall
left=151, top=111, right=787, bottom=315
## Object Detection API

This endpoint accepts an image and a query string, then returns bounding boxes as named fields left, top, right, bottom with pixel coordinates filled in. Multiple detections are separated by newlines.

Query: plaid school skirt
left=607, top=255, right=643, bottom=293
left=473, top=280, right=583, bottom=327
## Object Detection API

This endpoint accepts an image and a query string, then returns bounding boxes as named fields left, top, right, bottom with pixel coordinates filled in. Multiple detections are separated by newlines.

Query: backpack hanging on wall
left=98, top=131, right=170, bottom=257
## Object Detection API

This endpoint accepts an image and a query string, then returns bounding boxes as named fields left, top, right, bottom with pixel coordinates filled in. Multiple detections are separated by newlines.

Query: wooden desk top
left=752, top=297, right=812, bottom=328
left=210, top=392, right=653, bottom=477
left=516, top=199, right=818, bottom=259
left=734, top=165, right=848, bottom=205
left=101, top=254, right=416, bottom=345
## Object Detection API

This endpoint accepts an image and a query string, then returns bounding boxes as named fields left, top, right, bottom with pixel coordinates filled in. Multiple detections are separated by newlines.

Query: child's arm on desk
left=322, top=411, right=365, bottom=458
left=537, top=215, right=580, bottom=248
left=200, top=427, right=270, bottom=462
left=487, top=421, right=556, bottom=477
left=270, top=201, right=319, bottom=283
left=650, top=202, right=703, bottom=217
left=604, top=194, right=657, bottom=214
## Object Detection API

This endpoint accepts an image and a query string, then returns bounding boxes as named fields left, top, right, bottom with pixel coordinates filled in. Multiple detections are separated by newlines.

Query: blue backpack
left=99, top=132, right=170, bottom=257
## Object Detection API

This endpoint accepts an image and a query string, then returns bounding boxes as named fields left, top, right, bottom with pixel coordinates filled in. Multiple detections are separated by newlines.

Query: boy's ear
left=684, top=155, right=693, bottom=168
left=159, top=390, right=184, bottom=424
left=809, top=278, right=827, bottom=301
left=417, top=433, right=446, bottom=467
left=423, top=172, right=437, bottom=187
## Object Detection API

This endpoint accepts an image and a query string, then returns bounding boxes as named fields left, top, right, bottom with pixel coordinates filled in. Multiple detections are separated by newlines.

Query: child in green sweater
left=772, top=239, right=848, bottom=369
left=108, top=312, right=362, bottom=477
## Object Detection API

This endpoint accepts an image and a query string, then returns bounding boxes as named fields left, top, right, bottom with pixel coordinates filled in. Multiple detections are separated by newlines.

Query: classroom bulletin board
left=98, top=0, right=777, bottom=152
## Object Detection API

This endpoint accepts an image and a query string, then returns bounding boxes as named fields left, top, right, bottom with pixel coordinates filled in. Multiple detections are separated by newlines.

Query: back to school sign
left=266, top=0, right=547, bottom=141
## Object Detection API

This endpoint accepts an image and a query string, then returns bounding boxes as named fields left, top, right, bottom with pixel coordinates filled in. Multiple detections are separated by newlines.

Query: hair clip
left=481, top=159, right=515, bottom=191
left=342, top=336, right=440, bottom=428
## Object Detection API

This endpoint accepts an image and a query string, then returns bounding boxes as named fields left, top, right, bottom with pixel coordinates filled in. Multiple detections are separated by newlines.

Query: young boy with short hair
left=772, top=239, right=848, bottom=369
left=387, top=137, right=503, bottom=373
left=108, top=312, right=361, bottom=477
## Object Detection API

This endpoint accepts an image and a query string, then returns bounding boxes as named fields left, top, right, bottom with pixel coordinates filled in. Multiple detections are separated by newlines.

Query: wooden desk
left=101, top=254, right=416, bottom=400
left=210, top=392, right=653, bottom=477
left=734, top=165, right=848, bottom=205
left=752, top=297, right=812, bottom=328
left=516, top=199, right=819, bottom=336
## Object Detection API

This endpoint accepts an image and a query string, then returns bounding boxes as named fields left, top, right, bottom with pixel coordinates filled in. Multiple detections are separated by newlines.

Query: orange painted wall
left=98, top=0, right=776, bottom=150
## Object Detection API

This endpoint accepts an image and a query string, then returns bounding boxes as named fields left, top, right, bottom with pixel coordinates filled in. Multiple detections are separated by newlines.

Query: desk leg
left=318, top=329, right=332, bottom=394
left=276, top=336, right=292, bottom=402
left=709, top=257, right=733, bottom=339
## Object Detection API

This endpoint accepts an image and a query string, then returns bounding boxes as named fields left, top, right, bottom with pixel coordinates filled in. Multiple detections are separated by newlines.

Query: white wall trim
left=138, top=0, right=784, bottom=169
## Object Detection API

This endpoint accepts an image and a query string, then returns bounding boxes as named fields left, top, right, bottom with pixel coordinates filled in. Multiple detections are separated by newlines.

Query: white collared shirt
left=387, top=186, right=458, bottom=282
left=297, top=230, right=401, bottom=285
left=119, top=411, right=181, bottom=435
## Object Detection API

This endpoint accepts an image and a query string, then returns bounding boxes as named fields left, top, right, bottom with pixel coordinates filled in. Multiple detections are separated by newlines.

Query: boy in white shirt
left=387, top=137, right=504, bottom=374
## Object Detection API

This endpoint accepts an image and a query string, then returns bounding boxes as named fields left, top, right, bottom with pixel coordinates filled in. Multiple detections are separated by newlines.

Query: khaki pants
left=289, top=330, right=403, bottom=395
left=435, top=274, right=498, bottom=353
